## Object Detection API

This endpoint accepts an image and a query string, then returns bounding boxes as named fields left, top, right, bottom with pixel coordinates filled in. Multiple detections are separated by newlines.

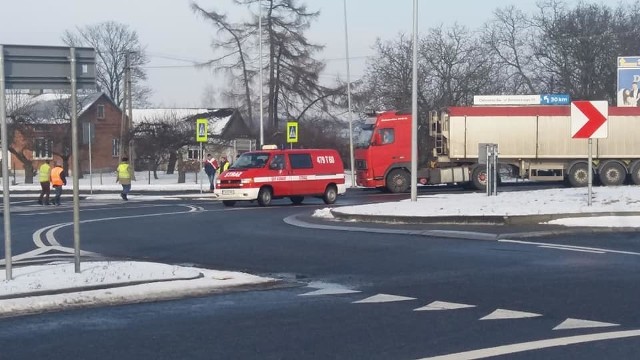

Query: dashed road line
left=353, top=294, right=417, bottom=303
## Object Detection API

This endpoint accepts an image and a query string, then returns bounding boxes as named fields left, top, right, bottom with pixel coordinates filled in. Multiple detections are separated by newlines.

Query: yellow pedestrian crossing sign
left=196, top=118, right=208, bottom=142
left=287, top=121, right=298, bottom=143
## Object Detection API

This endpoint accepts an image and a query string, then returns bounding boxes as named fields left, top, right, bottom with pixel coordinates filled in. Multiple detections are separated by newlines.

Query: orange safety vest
left=51, top=167, right=64, bottom=186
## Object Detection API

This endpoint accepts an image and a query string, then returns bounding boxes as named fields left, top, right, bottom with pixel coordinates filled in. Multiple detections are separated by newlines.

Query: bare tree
left=483, top=6, right=540, bottom=94
left=62, top=21, right=151, bottom=107
left=192, top=0, right=331, bottom=139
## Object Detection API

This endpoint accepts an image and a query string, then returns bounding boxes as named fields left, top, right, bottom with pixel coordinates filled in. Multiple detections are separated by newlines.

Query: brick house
left=8, top=92, right=124, bottom=179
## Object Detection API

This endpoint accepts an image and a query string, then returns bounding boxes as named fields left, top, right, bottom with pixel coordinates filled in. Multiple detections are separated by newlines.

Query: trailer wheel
left=386, top=169, right=410, bottom=193
left=598, top=162, right=626, bottom=186
left=630, top=161, right=640, bottom=185
left=257, top=187, right=273, bottom=207
left=290, top=196, right=304, bottom=205
left=471, top=166, right=487, bottom=190
left=323, top=185, right=338, bottom=204
left=222, top=200, right=236, bottom=207
left=567, top=162, right=590, bottom=187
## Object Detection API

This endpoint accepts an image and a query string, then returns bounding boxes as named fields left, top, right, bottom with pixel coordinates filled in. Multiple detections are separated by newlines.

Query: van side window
left=288, top=153, right=313, bottom=169
left=379, top=128, right=394, bottom=144
left=269, top=154, right=286, bottom=170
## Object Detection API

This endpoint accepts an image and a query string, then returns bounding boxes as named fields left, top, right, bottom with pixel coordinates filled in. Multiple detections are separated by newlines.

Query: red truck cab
left=215, top=147, right=346, bottom=207
left=355, top=111, right=413, bottom=192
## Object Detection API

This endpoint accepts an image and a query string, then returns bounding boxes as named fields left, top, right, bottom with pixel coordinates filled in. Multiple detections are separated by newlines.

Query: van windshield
left=229, top=152, right=271, bottom=169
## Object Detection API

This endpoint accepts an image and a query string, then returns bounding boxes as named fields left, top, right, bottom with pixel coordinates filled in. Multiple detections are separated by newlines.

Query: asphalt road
left=0, top=185, right=639, bottom=359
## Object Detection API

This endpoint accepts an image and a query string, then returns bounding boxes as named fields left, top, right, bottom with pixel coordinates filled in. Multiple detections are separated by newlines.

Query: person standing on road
left=37, top=160, right=52, bottom=205
left=204, top=154, right=217, bottom=191
left=217, top=155, right=230, bottom=175
left=116, top=157, right=133, bottom=200
left=50, top=161, right=66, bottom=206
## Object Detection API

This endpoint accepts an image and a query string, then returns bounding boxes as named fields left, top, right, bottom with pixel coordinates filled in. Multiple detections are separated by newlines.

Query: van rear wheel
left=323, top=185, right=338, bottom=204
left=257, top=187, right=273, bottom=206
left=290, top=196, right=304, bottom=205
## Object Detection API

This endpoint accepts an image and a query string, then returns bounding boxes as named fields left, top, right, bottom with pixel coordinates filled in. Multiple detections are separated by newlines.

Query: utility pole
left=119, top=52, right=128, bottom=159
left=127, top=51, right=135, bottom=179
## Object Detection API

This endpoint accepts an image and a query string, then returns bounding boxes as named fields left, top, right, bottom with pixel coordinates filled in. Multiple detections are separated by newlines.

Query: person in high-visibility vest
left=217, top=155, right=230, bottom=175
left=116, top=157, right=133, bottom=201
left=38, top=160, right=52, bottom=205
left=50, top=161, right=66, bottom=206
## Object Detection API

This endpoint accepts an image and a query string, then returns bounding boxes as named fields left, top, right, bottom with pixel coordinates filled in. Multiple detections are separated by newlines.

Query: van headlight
left=241, top=178, right=253, bottom=184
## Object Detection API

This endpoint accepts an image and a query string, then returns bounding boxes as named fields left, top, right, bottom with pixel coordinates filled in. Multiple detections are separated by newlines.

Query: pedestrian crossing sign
left=196, top=118, right=208, bottom=142
left=287, top=121, right=298, bottom=143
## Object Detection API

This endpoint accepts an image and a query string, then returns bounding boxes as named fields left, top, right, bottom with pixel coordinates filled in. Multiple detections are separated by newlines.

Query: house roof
left=9, top=92, right=116, bottom=123
left=132, top=108, right=235, bottom=137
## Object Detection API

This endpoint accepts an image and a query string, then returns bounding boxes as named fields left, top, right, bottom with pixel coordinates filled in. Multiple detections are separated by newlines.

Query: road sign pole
left=0, top=45, right=12, bottom=280
left=70, top=48, right=82, bottom=273
left=588, top=139, right=593, bottom=206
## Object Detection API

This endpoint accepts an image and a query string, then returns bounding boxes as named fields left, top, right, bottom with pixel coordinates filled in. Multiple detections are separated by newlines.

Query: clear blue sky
left=0, top=0, right=622, bottom=108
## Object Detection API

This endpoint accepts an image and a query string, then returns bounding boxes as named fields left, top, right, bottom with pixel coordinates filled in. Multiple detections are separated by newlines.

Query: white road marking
left=538, top=245, right=605, bottom=254
left=479, top=308, right=542, bottom=320
left=414, top=301, right=476, bottom=311
left=500, top=239, right=640, bottom=256
left=299, top=288, right=361, bottom=296
left=353, top=294, right=416, bottom=304
left=417, top=329, right=640, bottom=360
left=553, top=318, right=619, bottom=330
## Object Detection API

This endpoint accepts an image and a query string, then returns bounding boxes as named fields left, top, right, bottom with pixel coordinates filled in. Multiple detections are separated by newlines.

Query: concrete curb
left=0, top=278, right=287, bottom=319
left=329, top=209, right=640, bottom=226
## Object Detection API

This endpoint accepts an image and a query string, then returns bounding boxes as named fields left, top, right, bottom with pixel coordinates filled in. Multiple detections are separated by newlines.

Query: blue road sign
left=540, top=94, right=570, bottom=105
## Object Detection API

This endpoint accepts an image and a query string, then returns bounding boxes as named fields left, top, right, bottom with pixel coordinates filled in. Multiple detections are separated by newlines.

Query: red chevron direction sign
left=571, top=101, right=608, bottom=139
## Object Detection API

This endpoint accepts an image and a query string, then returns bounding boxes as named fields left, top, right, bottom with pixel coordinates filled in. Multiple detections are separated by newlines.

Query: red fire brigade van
left=214, top=147, right=346, bottom=207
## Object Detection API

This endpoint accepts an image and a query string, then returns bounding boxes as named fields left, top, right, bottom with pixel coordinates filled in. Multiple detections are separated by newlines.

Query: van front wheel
left=323, top=185, right=338, bottom=204
left=257, top=187, right=273, bottom=206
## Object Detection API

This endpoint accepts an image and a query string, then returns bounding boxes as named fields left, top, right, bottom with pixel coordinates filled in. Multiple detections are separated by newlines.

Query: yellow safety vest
left=117, top=163, right=131, bottom=179
left=39, top=163, right=51, bottom=183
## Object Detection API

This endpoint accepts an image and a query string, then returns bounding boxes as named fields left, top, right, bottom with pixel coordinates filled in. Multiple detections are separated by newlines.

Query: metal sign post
left=0, top=44, right=95, bottom=278
left=571, top=101, right=608, bottom=207
left=196, top=118, right=208, bottom=194
left=0, top=45, right=13, bottom=280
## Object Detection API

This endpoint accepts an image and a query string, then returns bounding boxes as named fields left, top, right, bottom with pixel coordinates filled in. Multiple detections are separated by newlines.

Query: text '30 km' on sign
left=571, top=101, right=608, bottom=139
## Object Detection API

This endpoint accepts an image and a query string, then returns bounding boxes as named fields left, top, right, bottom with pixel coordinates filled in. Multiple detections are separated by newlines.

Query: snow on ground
left=315, top=185, right=640, bottom=228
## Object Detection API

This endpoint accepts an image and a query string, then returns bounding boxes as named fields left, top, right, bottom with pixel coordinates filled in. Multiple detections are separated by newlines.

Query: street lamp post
left=259, top=0, right=264, bottom=148
left=411, top=0, right=418, bottom=202
left=343, top=0, right=355, bottom=187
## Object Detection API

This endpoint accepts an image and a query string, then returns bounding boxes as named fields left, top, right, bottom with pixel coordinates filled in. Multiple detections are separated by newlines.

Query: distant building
left=7, top=92, right=124, bottom=176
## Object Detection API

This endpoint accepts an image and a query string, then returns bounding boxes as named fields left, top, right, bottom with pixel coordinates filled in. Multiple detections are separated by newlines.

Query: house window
left=112, top=138, right=120, bottom=158
left=187, top=148, right=201, bottom=160
left=34, top=138, right=53, bottom=159
left=97, top=104, right=105, bottom=119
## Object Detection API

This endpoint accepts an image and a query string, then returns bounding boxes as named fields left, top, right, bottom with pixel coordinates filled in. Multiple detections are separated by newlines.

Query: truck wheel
left=222, top=200, right=236, bottom=207
left=323, top=185, right=338, bottom=204
left=471, top=166, right=487, bottom=190
left=631, top=161, right=640, bottom=185
left=257, top=187, right=272, bottom=207
left=568, top=163, right=589, bottom=187
left=290, top=196, right=304, bottom=205
left=386, top=169, right=410, bottom=193
left=598, top=162, right=626, bottom=186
